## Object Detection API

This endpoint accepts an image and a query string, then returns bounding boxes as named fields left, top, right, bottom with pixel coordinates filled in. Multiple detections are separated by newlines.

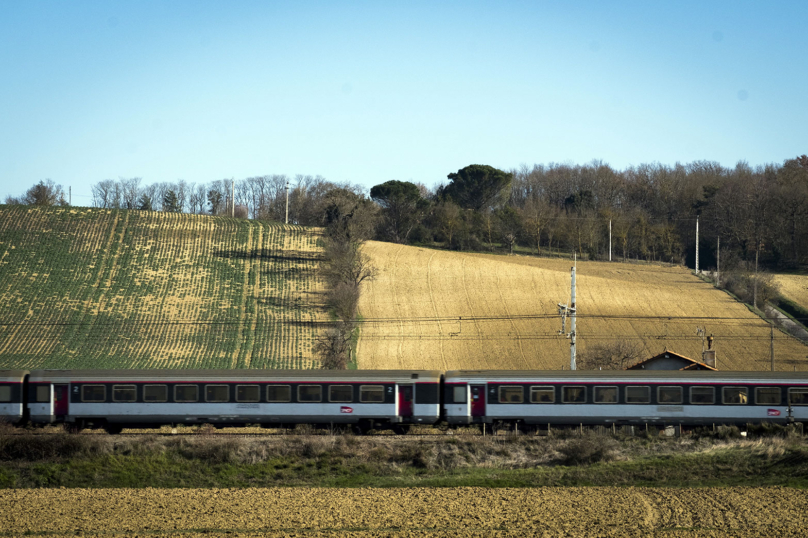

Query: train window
left=360, top=385, right=385, bottom=403
left=266, top=385, right=291, bottom=402
left=82, top=385, right=106, bottom=402
left=530, top=386, right=554, bottom=403
left=594, top=386, right=618, bottom=404
left=658, top=386, right=683, bottom=404
left=562, top=386, right=586, bottom=403
left=298, top=385, right=322, bottom=403
left=625, top=386, right=650, bottom=404
left=206, top=385, right=229, bottom=403
left=452, top=386, right=467, bottom=403
left=788, top=388, right=808, bottom=405
left=36, top=385, right=50, bottom=403
left=236, top=385, right=260, bottom=403
left=329, top=385, right=353, bottom=403
left=690, top=386, right=715, bottom=404
left=112, top=385, right=136, bottom=402
left=755, top=387, right=781, bottom=405
left=143, top=385, right=167, bottom=402
left=499, top=386, right=524, bottom=403
left=722, top=387, right=748, bottom=405
left=174, top=385, right=198, bottom=403
left=0, top=386, right=10, bottom=402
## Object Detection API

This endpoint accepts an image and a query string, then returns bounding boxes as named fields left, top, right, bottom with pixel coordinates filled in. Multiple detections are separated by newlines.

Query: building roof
left=626, top=350, right=717, bottom=371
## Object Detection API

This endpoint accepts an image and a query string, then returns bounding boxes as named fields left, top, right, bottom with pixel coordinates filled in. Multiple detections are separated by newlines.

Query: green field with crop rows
left=0, top=206, right=324, bottom=369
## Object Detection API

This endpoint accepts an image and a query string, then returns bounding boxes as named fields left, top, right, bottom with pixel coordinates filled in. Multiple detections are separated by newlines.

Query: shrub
left=721, top=270, right=780, bottom=308
left=557, top=433, right=618, bottom=465
left=0, top=433, right=108, bottom=461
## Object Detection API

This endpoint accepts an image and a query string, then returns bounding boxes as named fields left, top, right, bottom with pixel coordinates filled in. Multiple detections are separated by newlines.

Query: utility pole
left=716, top=237, right=720, bottom=287
left=695, top=216, right=699, bottom=274
left=231, top=179, right=235, bottom=218
left=754, top=242, right=761, bottom=309
left=609, top=219, right=612, bottom=262
left=69, top=186, right=71, bottom=206
left=557, top=254, right=577, bottom=370
left=570, top=258, right=577, bottom=370
left=285, top=180, right=290, bottom=224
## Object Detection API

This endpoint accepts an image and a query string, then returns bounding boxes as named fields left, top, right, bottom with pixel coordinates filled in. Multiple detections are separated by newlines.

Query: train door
left=398, top=384, right=413, bottom=418
left=470, top=384, right=486, bottom=417
left=54, top=384, right=69, bottom=417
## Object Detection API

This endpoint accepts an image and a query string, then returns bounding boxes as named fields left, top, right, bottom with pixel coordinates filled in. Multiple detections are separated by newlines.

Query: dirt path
left=2, top=487, right=807, bottom=537
left=766, top=304, right=808, bottom=344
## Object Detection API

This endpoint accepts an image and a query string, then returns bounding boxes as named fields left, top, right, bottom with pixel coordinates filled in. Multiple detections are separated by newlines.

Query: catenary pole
left=285, top=180, right=290, bottom=224
left=570, top=254, right=577, bottom=371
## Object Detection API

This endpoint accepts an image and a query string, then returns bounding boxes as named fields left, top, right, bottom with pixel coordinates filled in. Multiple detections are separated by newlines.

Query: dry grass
left=357, top=242, right=808, bottom=370
left=775, top=274, right=808, bottom=310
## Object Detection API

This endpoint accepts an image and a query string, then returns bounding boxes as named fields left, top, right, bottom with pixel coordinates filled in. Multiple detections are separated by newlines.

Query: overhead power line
left=1, top=313, right=806, bottom=327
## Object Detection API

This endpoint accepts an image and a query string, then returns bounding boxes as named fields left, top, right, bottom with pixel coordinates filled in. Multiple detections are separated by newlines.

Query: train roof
left=445, top=370, right=808, bottom=383
left=27, top=369, right=443, bottom=383
left=0, top=370, right=29, bottom=383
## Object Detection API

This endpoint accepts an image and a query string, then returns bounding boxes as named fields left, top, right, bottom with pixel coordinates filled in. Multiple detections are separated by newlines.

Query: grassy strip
left=778, top=297, right=808, bottom=325
left=2, top=431, right=808, bottom=489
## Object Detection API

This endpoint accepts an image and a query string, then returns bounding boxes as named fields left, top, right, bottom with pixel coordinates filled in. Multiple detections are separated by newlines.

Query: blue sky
left=1, top=1, right=806, bottom=205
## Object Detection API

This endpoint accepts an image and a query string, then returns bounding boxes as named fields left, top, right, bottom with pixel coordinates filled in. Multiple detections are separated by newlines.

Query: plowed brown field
left=358, top=242, right=808, bottom=370
left=2, top=487, right=806, bottom=537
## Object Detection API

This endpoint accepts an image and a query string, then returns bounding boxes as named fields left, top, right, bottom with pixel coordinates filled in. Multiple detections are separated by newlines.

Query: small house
left=626, top=350, right=717, bottom=371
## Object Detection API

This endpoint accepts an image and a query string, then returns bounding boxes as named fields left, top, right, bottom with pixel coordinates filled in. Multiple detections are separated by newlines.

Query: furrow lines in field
left=426, top=251, right=448, bottom=371
left=494, top=261, right=529, bottom=369
left=392, top=244, right=406, bottom=368
left=460, top=256, right=484, bottom=346
left=242, top=224, right=262, bottom=369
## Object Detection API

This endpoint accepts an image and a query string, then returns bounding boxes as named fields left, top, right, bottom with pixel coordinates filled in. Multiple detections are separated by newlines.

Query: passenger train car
left=22, top=369, right=442, bottom=433
left=0, top=370, right=27, bottom=425
left=444, top=370, right=808, bottom=428
left=2, top=368, right=808, bottom=432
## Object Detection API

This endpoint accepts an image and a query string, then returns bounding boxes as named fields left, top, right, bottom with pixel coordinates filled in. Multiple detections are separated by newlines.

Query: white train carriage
left=444, top=370, right=808, bottom=428
left=0, top=370, right=29, bottom=424
left=28, top=369, right=442, bottom=432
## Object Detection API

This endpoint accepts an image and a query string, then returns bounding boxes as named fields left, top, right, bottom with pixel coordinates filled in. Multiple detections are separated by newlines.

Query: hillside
left=775, top=274, right=808, bottom=312
left=0, top=206, right=324, bottom=369
left=357, top=242, right=808, bottom=371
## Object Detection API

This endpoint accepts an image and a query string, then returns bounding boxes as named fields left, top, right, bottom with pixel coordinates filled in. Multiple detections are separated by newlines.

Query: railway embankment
left=2, top=425, right=807, bottom=489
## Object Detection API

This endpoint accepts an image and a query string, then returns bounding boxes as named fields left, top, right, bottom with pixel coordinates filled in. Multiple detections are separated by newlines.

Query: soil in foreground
left=2, top=486, right=807, bottom=537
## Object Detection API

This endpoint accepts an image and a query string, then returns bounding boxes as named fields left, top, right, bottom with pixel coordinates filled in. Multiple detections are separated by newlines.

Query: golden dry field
left=0, top=206, right=324, bottom=369
left=775, top=274, right=808, bottom=310
left=1, top=487, right=806, bottom=537
left=358, top=242, right=808, bottom=371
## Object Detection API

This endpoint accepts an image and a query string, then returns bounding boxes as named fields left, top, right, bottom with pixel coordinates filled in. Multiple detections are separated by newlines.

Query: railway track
left=0, top=428, right=524, bottom=439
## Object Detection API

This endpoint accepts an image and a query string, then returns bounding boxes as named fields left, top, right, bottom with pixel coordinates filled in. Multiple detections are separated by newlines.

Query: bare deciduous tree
left=189, top=184, right=207, bottom=214
left=121, top=177, right=141, bottom=209
left=314, top=322, right=355, bottom=370
left=578, top=341, right=646, bottom=370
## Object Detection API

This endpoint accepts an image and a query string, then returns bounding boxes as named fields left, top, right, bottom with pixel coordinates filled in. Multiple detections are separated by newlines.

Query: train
left=2, top=368, right=808, bottom=433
